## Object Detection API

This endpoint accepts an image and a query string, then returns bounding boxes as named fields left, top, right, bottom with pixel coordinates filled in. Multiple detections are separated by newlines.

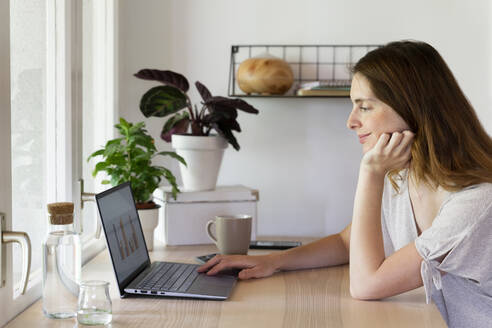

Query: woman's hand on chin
left=361, top=130, right=414, bottom=175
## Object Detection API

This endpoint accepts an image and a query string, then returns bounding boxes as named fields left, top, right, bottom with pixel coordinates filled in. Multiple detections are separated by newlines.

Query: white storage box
left=153, top=185, right=258, bottom=246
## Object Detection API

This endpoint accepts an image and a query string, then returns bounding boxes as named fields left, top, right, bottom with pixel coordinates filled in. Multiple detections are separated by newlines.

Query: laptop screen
left=96, top=182, right=150, bottom=289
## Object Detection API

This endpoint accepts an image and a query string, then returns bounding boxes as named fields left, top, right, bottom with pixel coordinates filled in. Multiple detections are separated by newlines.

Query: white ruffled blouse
left=380, top=171, right=492, bottom=328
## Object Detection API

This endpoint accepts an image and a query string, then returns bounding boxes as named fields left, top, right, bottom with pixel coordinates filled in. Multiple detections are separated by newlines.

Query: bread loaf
left=237, top=56, right=294, bottom=95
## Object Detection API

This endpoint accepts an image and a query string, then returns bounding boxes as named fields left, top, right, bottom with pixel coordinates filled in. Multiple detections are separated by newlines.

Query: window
left=10, top=0, right=50, bottom=294
left=80, top=0, right=116, bottom=251
left=2, top=1, right=115, bottom=322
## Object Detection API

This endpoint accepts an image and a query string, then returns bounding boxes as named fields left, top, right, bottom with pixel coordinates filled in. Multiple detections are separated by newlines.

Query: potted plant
left=134, top=69, right=260, bottom=191
left=87, top=118, right=186, bottom=250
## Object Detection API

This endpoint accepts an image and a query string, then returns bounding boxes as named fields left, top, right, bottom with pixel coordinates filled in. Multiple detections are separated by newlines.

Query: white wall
left=118, top=0, right=491, bottom=237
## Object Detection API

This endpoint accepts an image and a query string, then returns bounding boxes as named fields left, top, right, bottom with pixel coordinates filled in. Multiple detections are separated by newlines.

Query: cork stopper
left=47, top=202, right=74, bottom=225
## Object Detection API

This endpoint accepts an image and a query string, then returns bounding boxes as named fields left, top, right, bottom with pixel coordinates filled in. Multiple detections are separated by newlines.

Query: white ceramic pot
left=171, top=134, right=228, bottom=191
left=137, top=205, right=160, bottom=251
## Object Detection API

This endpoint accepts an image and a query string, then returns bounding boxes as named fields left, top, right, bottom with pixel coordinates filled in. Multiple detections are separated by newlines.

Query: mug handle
left=206, top=220, right=218, bottom=244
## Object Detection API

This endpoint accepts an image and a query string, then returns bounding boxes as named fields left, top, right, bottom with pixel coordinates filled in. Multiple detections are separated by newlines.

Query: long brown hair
left=353, top=40, right=492, bottom=191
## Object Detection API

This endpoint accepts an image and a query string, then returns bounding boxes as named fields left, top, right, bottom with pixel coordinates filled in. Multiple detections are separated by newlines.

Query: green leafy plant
left=134, top=69, right=260, bottom=150
left=87, top=118, right=186, bottom=206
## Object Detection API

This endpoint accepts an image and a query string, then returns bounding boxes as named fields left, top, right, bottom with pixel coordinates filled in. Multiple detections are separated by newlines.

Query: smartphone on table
left=249, top=240, right=302, bottom=250
left=195, top=240, right=302, bottom=264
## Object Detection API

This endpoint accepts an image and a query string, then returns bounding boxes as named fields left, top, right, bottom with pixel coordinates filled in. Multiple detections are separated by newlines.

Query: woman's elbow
left=349, top=281, right=382, bottom=301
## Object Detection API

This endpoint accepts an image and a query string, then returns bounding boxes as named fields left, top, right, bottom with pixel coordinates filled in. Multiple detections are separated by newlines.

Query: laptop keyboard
left=136, top=262, right=200, bottom=293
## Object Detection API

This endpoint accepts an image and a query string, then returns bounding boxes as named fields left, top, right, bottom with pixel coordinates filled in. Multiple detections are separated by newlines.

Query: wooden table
left=6, top=240, right=446, bottom=327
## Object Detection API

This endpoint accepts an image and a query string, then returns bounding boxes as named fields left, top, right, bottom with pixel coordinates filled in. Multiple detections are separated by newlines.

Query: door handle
left=95, top=218, right=102, bottom=239
left=78, top=179, right=102, bottom=239
left=1, top=214, right=31, bottom=295
left=81, top=181, right=102, bottom=239
left=79, top=178, right=96, bottom=210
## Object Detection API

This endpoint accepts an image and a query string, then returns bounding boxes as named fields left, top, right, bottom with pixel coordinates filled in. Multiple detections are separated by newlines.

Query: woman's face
left=347, top=73, right=410, bottom=154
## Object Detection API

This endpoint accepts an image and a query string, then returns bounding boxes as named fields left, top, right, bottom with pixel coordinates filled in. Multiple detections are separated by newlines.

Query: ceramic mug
left=206, top=215, right=252, bottom=255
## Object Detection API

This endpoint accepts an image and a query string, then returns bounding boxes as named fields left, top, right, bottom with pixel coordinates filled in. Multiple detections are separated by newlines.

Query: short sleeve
left=415, top=183, right=492, bottom=302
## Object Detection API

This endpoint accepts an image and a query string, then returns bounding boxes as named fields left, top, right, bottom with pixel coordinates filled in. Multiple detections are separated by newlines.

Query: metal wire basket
left=228, top=44, right=380, bottom=98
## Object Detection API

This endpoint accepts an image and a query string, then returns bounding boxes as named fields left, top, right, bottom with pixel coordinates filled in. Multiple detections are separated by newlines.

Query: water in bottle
left=42, top=202, right=81, bottom=319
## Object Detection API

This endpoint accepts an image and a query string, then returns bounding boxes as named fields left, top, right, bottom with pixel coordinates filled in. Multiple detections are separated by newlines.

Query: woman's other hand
left=197, top=254, right=281, bottom=280
left=361, top=130, right=414, bottom=175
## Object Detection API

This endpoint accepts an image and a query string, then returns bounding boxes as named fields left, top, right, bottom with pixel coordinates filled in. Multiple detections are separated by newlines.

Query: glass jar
left=77, top=280, right=112, bottom=326
left=42, top=202, right=81, bottom=318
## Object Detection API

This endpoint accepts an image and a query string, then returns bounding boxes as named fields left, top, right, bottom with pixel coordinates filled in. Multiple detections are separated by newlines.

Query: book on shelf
left=299, top=80, right=351, bottom=90
left=296, top=88, right=350, bottom=96
left=296, top=80, right=350, bottom=96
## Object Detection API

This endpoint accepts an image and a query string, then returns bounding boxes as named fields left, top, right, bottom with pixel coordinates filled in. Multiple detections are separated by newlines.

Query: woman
left=198, top=40, right=492, bottom=327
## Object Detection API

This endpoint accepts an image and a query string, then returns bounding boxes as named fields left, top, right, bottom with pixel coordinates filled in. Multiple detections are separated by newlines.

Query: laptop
left=95, top=182, right=237, bottom=300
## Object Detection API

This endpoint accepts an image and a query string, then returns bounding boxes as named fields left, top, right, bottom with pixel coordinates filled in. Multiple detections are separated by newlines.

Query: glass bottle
left=42, top=202, right=81, bottom=318
left=77, top=280, right=112, bottom=325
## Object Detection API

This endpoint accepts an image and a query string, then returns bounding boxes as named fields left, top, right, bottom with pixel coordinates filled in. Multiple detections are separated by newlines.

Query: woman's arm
left=349, top=131, right=423, bottom=300
left=198, top=223, right=351, bottom=279
left=277, top=223, right=351, bottom=271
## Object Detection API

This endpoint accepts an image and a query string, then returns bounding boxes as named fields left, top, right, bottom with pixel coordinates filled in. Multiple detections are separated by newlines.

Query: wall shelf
left=227, top=44, right=381, bottom=98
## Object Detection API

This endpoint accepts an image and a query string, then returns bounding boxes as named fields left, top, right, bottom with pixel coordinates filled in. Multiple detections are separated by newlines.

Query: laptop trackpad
left=187, top=274, right=237, bottom=298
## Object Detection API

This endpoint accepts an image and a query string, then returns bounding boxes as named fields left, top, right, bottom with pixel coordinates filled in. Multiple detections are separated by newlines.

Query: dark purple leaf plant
left=135, top=69, right=259, bottom=150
